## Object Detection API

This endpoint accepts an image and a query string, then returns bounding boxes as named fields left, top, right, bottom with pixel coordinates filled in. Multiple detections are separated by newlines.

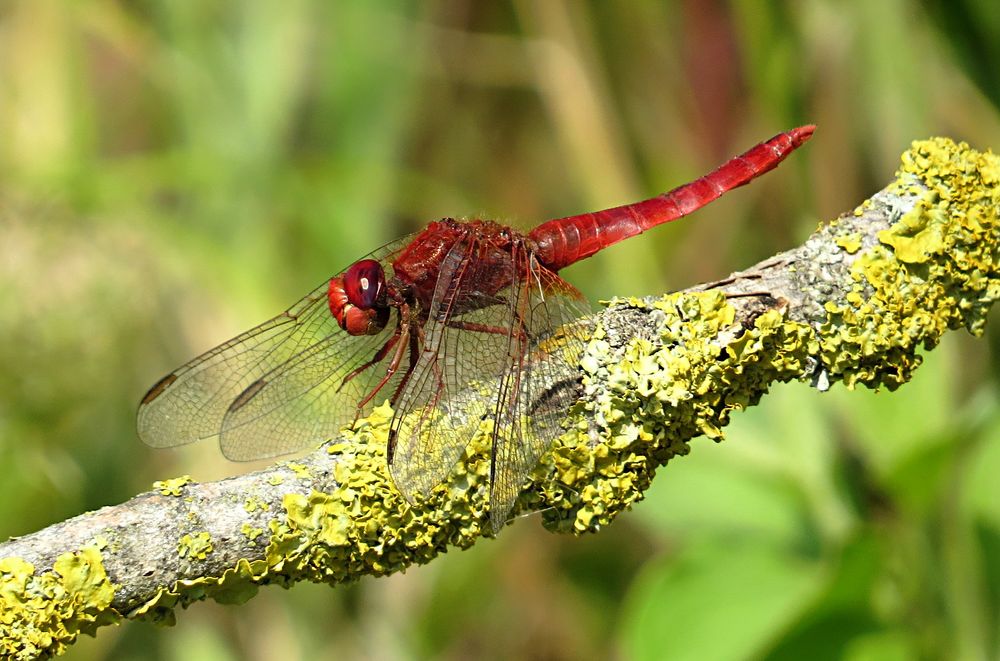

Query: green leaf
left=830, top=342, right=955, bottom=475
left=964, top=410, right=1000, bottom=528
left=620, top=540, right=824, bottom=661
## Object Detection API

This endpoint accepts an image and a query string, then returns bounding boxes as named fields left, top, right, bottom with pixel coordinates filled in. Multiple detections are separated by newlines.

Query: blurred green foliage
left=0, top=1, right=998, bottom=659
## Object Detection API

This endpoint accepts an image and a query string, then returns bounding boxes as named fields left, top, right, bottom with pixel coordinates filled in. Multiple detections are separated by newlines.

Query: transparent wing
left=218, top=316, right=403, bottom=460
left=136, top=239, right=409, bottom=460
left=487, top=252, right=590, bottom=529
left=387, top=235, right=590, bottom=529
left=387, top=232, right=482, bottom=494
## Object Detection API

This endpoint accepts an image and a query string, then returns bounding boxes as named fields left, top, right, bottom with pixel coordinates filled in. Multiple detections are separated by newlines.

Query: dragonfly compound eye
left=343, top=259, right=386, bottom=309
left=328, top=259, right=390, bottom=336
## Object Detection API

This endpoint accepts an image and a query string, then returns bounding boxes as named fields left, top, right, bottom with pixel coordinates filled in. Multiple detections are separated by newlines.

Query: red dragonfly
left=138, top=126, right=814, bottom=529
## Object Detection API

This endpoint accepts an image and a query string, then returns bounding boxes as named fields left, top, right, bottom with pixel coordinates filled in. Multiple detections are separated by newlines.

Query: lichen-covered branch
left=2, top=137, right=997, bottom=659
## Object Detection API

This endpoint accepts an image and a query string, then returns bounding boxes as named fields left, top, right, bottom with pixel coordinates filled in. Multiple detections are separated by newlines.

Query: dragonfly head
left=328, top=259, right=390, bottom=335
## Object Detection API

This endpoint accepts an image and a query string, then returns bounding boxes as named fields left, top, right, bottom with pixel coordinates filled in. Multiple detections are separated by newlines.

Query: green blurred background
left=1, top=1, right=998, bottom=659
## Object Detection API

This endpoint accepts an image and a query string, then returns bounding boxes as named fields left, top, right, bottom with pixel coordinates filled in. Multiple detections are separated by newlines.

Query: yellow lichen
left=261, top=402, right=489, bottom=584
left=153, top=475, right=193, bottom=496
left=132, top=557, right=268, bottom=623
left=243, top=497, right=269, bottom=514
left=521, top=291, right=820, bottom=533
left=836, top=233, right=863, bottom=254
left=0, top=544, right=119, bottom=659
left=820, top=137, right=999, bottom=389
left=177, top=533, right=213, bottom=561
left=240, top=524, right=264, bottom=545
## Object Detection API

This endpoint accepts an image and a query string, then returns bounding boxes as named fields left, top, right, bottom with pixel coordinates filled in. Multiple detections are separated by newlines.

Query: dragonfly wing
left=137, top=240, right=408, bottom=460
left=387, top=234, right=590, bottom=528
left=486, top=251, right=590, bottom=529
left=217, top=319, right=402, bottom=460
left=387, top=232, right=485, bottom=497
left=137, top=281, right=335, bottom=451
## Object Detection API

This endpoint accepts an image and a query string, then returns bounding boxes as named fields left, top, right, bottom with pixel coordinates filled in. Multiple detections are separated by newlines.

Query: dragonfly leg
left=446, top=319, right=529, bottom=344
left=338, top=326, right=402, bottom=393
left=356, top=321, right=410, bottom=413
left=388, top=324, right=422, bottom=405
left=421, top=327, right=447, bottom=424
left=386, top=318, right=425, bottom=463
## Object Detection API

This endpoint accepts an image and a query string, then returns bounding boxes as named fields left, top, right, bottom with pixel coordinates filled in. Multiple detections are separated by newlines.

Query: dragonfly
left=138, top=125, right=814, bottom=531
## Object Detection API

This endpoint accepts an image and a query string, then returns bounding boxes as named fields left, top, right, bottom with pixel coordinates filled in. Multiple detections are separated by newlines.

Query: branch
left=2, top=137, right=998, bottom=659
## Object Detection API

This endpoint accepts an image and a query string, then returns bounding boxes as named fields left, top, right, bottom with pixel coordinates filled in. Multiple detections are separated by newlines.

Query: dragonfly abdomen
left=528, top=125, right=815, bottom=272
